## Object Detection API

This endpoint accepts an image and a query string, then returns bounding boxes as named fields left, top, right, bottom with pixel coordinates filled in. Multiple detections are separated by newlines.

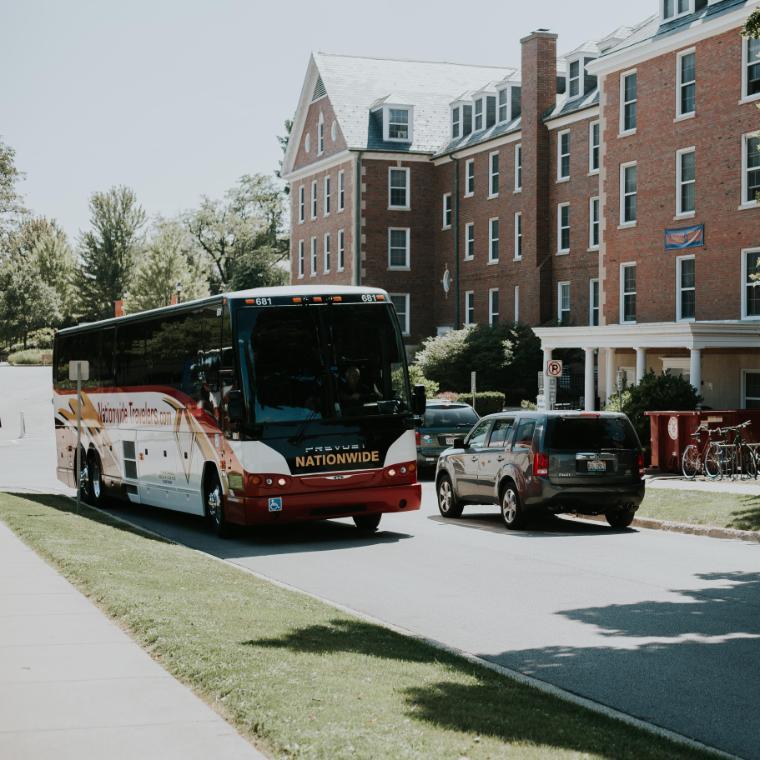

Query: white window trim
left=741, top=36, right=760, bottom=104
left=497, top=87, right=509, bottom=124
left=464, top=222, right=475, bottom=261
left=464, top=291, right=475, bottom=326
left=589, top=278, right=599, bottom=326
left=323, top=175, right=331, bottom=217
left=514, top=144, right=522, bottom=192
left=298, top=186, right=305, bottom=224
left=488, top=151, right=500, bottom=198
left=676, top=48, right=696, bottom=120
left=388, top=166, right=410, bottom=211
left=338, top=170, right=345, bottom=212
left=741, top=247, right=760, bottom=320
left=442, top=193, right=452, bottom=230
left=620, top=161, right=638, bottom=227
left=323, top=232, right=331, bottom=273
left=310, top=180, right=318, bottom=220
left=514, top=285, right=520, bottom=322
left=620, top=262, right=637, bottom=324
left=337, top=229, right=345, bottom=272
left=557, top=202, right=570, bottom=255
left=557, top=129, right=571, bottom=182
left=589, top=121, right=600, bottom=175
left=297, top=240, right=305, bottom=279
left=568, top=58, right=583, bottom=99
left=317, top=112, right=325, bottom=156
left=390, top=293, right=411, bottom=336
left=676, top=254, right=696, bottom=322
left=464, top=159, right=475, bottom=197
left=619, top=69, right=638, bottom=137
left=589, top=196, right=600, bottom=250
left=676, top=146, right=696, bottom=219
left=382, top=105, right=413, bottom=144
left=741, top=368, right=760, bottom=409
left=451, top=105, right=462, bottom=140
left=741, top=132, right=760, bottom=209
left=557, top=281, right=571, bottom=324
left=388, top=227, right=411, bottom=271
left=488, top=217, right=500, bottom=263
left=661, top=0, right=693, bottom=25
left=514, top=212, right=522, bottom=261
left=310, top=237, right=318, bottom=278
left=488, top=288, right=500, bottom=326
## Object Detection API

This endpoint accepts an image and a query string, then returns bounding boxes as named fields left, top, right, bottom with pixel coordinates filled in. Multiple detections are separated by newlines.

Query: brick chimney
left=520, top=29, right=558, bottom=325
left=114, top=300, right=125, bottom=317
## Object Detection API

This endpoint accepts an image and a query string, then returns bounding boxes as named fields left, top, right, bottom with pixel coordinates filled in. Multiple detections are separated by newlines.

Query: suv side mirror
left=225, top=389, right=245, bottom=423
left=453, top=437, right=467, bottom=449
left=412, top=384, right=426, bottom=416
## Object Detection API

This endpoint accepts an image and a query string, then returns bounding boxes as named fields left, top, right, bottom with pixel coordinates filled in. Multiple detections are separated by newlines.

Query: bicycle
left=709, top=421, right=756, bottom=481
left=681, top=424, right=724, bottom=480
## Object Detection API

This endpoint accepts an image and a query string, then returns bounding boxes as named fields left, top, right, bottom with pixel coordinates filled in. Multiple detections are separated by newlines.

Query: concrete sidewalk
left=645, top=474, right=760, bottom=495
left=0, top=521, right=266, bottom=760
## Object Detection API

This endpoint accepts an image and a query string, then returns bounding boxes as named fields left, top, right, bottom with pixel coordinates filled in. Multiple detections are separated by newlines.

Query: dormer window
left=474, top=99, right=483, bottom=131
left=452, top=106, right=462, bottom=140
left=662, top=0, right=706, bottom=22
left=569, top=60, right=582, bottom=98
left=497, top=85, right=522, bottom=124
left=383, top=105, right=413, bottom=143
left=473, top=94, right=497, bottom=132
left=567, top=57, right=598, bottom=99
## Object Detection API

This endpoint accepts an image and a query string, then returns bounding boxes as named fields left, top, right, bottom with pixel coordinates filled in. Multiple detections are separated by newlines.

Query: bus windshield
left=237, top=303, right=411, bottom=424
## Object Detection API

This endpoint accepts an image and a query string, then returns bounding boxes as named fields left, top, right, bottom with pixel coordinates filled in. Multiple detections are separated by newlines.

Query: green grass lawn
left=639, top=488, right=760, bottom=532
left=0, top=492, right=718, bottom=760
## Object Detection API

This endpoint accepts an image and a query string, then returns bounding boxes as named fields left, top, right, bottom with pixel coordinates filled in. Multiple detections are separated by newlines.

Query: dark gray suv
left=436, top=411, right=645, bottom=530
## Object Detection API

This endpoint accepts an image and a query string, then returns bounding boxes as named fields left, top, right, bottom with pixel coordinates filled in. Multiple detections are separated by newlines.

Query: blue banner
left=665, top=224, right=704, bottom=250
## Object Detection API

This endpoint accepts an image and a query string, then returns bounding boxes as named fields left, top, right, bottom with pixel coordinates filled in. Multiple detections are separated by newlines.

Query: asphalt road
left=3, top=367, right=760, bottom=758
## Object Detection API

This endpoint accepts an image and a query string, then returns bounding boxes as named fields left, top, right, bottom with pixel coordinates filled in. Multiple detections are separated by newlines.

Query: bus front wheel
left=205, top=471, right=232, bottom=539
left=353, top=513, right=382, bottom=533
left=85, top=451, right=104, bottom=507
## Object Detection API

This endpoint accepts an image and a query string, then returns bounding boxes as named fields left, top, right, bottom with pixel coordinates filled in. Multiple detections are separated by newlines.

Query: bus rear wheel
left=85, top=451, right=104, bottom=507
left=353, top=513, right=382, bottom=533
left=205, top=472, right=232, bottom=539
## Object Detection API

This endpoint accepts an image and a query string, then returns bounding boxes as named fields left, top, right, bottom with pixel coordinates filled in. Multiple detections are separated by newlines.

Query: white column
left=543, top=346, right=553, bottom=371
left=584, top=348, right=596, bottom=411
left=690, top=348, right=702, bottom=395
left=605, top=348, right=616, bottom=402
left=635, top=347, right=647, bottom=383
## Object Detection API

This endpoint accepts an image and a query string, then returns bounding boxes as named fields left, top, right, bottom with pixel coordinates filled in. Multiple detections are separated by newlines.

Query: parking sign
left=546, top=360, right=563, bottom=378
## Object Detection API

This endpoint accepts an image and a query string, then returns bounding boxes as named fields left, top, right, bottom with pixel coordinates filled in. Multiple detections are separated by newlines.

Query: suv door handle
left=497, top=456, right=505, bottom=462
left=470, top=456, right=478, bottom=462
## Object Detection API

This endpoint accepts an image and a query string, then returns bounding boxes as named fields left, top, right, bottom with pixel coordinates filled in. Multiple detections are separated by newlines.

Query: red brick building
left=282, top=0, right=760, bottom=410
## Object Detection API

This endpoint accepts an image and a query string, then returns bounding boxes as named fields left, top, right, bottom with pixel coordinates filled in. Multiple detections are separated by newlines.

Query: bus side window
left=54, top=334, right=72, bottom=389
left=99, top=329, right=116, bottom=387
left=116, top=323, right=146, bottom=388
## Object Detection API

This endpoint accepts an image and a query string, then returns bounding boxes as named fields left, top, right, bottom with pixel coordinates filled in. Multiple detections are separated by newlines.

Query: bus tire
left=85, top=450, right=104, bottom=507
left=204, top=469, right=232, bottom=539
left=353, top=513, right=382, bottom=533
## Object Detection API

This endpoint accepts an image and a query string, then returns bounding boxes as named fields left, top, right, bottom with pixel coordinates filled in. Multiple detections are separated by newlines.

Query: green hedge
left=456, top=391, right=505, bottom=416
left=7, top=349, right=52, bottom=366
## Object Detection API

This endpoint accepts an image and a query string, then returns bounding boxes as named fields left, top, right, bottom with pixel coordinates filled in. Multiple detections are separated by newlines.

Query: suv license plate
left=446, top=437, right=455, bottom=446
left=587, top=460, right=607, bottom=472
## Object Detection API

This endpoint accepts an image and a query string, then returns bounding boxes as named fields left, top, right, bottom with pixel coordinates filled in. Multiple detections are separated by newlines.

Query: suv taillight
left=415, top=431, right=421, bottom=446
left=533, top=452, right=549, bottom=477
left=637, top=452, right=645, bottom=477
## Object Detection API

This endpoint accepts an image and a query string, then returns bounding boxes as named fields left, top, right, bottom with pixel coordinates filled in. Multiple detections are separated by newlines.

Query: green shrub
left=27, top=327, right=55, bottom=349
left=458, top=391, right=505, bottom=416
left=8, top=349, right=51, bottom=365
left=521, top=399, right=538, bottom=411
left=407, top=364, right=440, bottom=399
left=605, top=371, right=701, bottom=449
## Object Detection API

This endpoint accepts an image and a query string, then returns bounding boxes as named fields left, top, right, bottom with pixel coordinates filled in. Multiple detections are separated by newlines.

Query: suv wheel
left=501, top=484, right=525, bottom=530
left=606, top=508, right=636, bottom=529
left=437, top=474, right=463, bottom=518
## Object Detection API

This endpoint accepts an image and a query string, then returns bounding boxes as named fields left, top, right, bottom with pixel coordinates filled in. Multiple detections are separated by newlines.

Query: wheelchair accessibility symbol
left=268, top=497, right=283, bottom=512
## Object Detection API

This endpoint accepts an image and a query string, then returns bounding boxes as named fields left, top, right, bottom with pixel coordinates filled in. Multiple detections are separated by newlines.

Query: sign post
left=545, top=360, right=563, bottom=412
left=68, top=361, right=90, bottom=512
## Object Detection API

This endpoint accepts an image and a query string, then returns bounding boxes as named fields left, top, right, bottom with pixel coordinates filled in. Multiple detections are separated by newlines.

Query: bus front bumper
left=226, top=482, right=422, bottom=525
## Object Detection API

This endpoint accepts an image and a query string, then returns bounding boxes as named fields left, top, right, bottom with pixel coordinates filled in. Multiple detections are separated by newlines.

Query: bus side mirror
left=226, top=389, right=245, bottom=422
left=412, top=384, right=426, bottom=416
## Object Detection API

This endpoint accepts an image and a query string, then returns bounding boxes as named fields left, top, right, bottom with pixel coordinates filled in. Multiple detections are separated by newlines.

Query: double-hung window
left=337, top=229, right=345, bottom=271
left=387, top=108, right=410, bottom=141
left=338, top=170, right=345, bottom=211
left=514, top=285, right=520, bottom=322
left=317, top=113, right=324, bottom=155
left=465, top=291, right=475, bottom=325
left=744, top=37, right=760, bottom=100
left=388, top=167, right=410, bottom=209
left=452, top=106, right=462, bottom=139
left=311, top=180, right=318, bottom=219
left=442, top=193, right=452, bottom=229
left=568, top=59, right=581, bottom=99
left=324, top=176, right=331, bottom=216
left=297, top=240, right=305, bottom=278
left=474, top=99, right=483, bottom=131
left=589, top=122, right=600, bottom=174
left=558, top=282, right=571, bottom=325
left=589, top=196, right=600, bottom=249
left=677, top=50, right=696, bottom=118
left=514, top=212, right=522, bottom=260
left=676, top=148, right=696, bottom=217
left=743, top=371, right=760, bottom=409
left=620, top=162, right=638, bottom=225
left=676, top=255, right=695, bottom=321
left=465, top=159, right=475, bottom=196
left=498, top=88, right=509, bottom=123
left=742, top=249, right=760, bottom=319
left=489, top=152, right=500, bottom=197
left=742, top=133, right=760, bottom=206
left=620, top=71, right=637, bottom=134
left=589, top=279, right=600, bottom=326
left=310, top=237, right=317, bottom=276
left=557, top=203, right=570, bottom=254
left=298, top=186, right=305, bottom=223
left=514, top=144, right=522, bottom=191
left=489, top=288, right=500, bottom=326
left=488, top=218, right=499, bottom=263
left=390, top=294, right=410, bottom=336
left=558, top=130, right=570, bottom=181
left=620, top=263, right=637, bottom=323
left=465, top=223, right=475, bottom=260
left=388, top=228, right=410, bottom=269
left=663, top=0, right=691, bottom=21
left=323, top=233, right=331, bottom=272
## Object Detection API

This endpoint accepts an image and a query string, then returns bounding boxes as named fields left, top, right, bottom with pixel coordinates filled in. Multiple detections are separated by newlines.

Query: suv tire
left=606, top=508, right=636, bottom=529
left=437, top=474, right=463, bottom=518
left=501, top=484, right=526, bottom=530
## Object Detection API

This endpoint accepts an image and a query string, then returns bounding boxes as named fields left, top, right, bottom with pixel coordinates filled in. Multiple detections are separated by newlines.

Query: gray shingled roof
left=314, top=53, right=516, bottom=154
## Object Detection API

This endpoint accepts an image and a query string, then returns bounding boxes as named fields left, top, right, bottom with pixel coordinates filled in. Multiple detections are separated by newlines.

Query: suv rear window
left=547, top=417, right=639, bottom=451
left=423, top=406, right=479, bottom=427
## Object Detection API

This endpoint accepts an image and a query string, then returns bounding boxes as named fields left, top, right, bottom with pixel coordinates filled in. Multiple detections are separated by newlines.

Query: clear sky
left=2, top=0, right=645, bottom=241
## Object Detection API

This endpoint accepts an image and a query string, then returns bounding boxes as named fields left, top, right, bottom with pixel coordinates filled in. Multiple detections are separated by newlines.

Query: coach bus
left=53, top=286, right=425, bottom=536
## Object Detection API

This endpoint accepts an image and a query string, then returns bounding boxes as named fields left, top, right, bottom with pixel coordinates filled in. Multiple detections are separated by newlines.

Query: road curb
left=65, top=497, right=735, bottom=760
